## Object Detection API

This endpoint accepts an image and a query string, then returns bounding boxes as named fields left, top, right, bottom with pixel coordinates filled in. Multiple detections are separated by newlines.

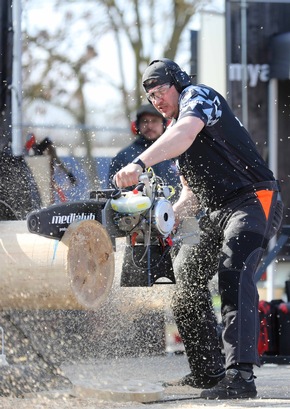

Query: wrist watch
left=131, top=157, right=146, bottom=171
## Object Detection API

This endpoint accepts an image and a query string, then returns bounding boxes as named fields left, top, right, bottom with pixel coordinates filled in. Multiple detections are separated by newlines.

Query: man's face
left=146, top=83, right=180, bottom=119
left=138, top=113, right=164, bottom=141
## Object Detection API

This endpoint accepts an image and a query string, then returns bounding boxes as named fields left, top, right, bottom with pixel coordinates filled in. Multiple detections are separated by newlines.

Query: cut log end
left=66, top=220, right=115, bottom=309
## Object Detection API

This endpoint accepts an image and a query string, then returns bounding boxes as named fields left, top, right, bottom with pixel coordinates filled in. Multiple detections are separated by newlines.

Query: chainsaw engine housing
left=27, top=172, right=176, bottom=287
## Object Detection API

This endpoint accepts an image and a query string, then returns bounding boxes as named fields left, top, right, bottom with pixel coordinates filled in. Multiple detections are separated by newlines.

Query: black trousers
left=172, top=188, right=283, bottom=376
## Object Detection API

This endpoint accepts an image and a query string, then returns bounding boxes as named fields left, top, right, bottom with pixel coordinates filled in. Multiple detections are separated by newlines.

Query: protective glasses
left=146, top=83, right=172, bottom=102
left=139, top=117, right=163, bottom=126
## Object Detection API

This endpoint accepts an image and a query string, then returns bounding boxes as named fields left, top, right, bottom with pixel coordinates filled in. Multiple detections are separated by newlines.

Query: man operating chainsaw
left=114, top=58, right=284, bottom=400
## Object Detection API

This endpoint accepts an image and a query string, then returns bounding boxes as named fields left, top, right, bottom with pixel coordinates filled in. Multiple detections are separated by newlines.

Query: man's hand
left=172, top=207, right=181, bottom=234
left=172, top=176, right=200, bottom=230
left=115, top=163, right=143, bottom=188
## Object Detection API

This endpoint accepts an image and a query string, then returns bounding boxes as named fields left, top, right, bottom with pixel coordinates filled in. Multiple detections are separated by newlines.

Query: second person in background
left=108, top=104, right=180, bottom=191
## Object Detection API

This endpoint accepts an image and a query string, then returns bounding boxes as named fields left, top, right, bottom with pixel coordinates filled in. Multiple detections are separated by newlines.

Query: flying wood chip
left=65, top=219, right=115, bottom=309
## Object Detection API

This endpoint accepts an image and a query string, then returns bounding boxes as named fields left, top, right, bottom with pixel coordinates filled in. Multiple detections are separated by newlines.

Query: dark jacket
left=108, top=136, right=180, bottom=194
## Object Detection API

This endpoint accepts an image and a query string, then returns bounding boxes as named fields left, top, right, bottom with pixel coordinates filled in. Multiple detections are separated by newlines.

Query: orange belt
left=256, top=190, right=274, bottom=220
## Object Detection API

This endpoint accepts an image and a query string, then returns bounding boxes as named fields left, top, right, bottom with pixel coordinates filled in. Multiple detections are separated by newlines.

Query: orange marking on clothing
left=256, top=190, right=273, bottom=220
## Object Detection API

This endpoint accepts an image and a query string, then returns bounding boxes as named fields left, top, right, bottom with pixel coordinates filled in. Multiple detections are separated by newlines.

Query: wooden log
left=65, top=219, right=115, bottom=310
left=0, top=220, right=114, bottom=310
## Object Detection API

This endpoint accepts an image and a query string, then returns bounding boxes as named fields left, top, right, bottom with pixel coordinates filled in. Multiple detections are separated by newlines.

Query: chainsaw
left=27, top=169, right=179, bottom=287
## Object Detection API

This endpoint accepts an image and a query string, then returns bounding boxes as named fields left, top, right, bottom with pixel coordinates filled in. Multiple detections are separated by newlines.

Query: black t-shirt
left=177, top=85, right=274, bottom=210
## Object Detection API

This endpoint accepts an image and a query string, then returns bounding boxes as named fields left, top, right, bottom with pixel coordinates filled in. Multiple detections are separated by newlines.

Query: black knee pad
left=219, top=270, right=240, bottom=315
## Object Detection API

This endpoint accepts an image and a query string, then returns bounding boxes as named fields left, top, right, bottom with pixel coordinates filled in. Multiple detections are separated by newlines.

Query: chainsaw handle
left=138, top=170, right=153, bottom=183
left=111, top=169, right=153, bottom=199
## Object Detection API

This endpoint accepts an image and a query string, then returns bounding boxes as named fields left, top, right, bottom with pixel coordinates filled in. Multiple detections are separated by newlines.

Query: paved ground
left=1, top=353, right=288, bottom=409
left=62, top=354, right=290, bottom=408
left=0, top=236, right=289, bottom=408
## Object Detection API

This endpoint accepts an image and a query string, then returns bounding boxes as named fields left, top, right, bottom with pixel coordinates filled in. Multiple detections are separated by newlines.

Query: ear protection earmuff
left=131, top=121, right=138, bottom=135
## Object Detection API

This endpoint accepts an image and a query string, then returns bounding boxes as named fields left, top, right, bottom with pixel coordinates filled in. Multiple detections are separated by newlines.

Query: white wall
left=197, top=10, right=226, bottom=97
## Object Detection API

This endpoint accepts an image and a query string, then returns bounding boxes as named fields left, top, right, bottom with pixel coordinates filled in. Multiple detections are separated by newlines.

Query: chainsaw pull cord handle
left=138, top=172, right=153, bottom=200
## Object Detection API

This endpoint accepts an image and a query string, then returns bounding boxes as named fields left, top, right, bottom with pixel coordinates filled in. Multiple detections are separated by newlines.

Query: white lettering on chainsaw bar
left=51, top=213, right=96, bottom=224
